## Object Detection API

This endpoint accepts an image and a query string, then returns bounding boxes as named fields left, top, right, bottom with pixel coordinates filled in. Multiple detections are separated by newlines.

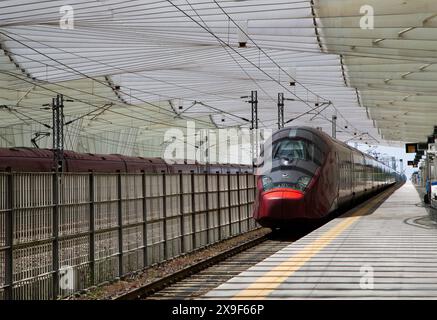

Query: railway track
left=113, top=232, right=299, bottom=300
left=148, top=239, right=293, bottom=300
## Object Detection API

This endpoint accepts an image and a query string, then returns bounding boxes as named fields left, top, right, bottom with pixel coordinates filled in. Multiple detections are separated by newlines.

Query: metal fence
left=0, top=171, right=257, bottom=300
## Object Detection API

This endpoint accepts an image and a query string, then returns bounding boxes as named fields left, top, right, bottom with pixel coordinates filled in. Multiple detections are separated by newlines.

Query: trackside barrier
left=0, top=171, right=257, bottom=299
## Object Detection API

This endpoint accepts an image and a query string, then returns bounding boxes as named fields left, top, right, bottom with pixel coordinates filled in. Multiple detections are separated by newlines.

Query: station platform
left=204, top=182, right=437, bottom=299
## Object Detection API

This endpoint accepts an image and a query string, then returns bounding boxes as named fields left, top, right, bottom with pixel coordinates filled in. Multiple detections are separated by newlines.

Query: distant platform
left=204, top=182, right=437, bottom=299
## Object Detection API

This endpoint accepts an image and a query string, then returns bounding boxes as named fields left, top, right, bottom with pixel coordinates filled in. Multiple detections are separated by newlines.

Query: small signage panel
left=405, top=143, right=417, bottom=153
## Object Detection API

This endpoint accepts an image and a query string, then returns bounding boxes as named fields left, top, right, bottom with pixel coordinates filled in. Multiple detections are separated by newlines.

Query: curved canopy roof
left=1, top=0, right=433, bottom=159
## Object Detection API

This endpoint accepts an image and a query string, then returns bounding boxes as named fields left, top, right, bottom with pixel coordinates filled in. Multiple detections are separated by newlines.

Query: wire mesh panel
left=194, top=175, right=206, bottom=212
left=239, top=206, right=248, bottom=233
left=166, top=216, right=181, bottom=259
left=145, top=175, right=164, bottom=221
left=219, top=175, right=230, bottom=239
left=94, top=230, right=119, bottom=284
left=207, top=175, right=219, bottom=211
left=122, top=225, right=143, bottom=274
left=145, top=174, right=164, bottom=265
left=181, top=174, right=193, bottom=252
left=165, top=175, right=181, bottom=259
left=229, top=174, right=240, bottom=236
left=208, top=210, right=219, bottom=243
left=12, top=173, right=53, bottom=299
left=94, top=175, right=118, bottom=231
left=181, top=175, right=193, bottom=214
left=59, top=236, right=90, bottom=297
left=194, top=212, right=207, bottom=248
left=12, top=242, right=53, bottom=300
left=120, top=174, right=144, bottom=273
left=13, top=274, right=53, bottom=300
left=183, top=215, right=193, bottom=252
left=165, top=175, right=181, bottom=217
left=121, top=174, right=143, bottom=226
left=59, top=174, right=90, bottom=237
left=207, top=175, right=219, bottom=242
left=193, top=174, right=207, bottom=248
left=146, top=221, right=164, bottom=265
left=13, top=173, right=53, bottom=245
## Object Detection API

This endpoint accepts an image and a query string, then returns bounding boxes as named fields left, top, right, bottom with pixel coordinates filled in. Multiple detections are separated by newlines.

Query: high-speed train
left=253, top=126, right=401, bottom=228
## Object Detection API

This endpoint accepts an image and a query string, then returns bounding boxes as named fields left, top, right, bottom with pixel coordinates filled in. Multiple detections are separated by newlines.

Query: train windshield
left=273, top=139, right=320, bottom=164
left=261, top=138, right=323, bottom=192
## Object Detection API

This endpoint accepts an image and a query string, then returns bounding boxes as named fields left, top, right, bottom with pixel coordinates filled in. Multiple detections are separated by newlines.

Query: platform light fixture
left=237, top=20, right=248, bottom=48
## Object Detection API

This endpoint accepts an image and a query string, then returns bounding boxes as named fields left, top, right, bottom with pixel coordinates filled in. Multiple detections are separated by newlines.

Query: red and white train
left=253, top=126, right=402, bottom=228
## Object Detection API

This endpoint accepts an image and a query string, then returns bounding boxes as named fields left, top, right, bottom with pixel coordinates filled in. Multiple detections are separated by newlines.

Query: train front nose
left=255, top=189, right=306, bottom=227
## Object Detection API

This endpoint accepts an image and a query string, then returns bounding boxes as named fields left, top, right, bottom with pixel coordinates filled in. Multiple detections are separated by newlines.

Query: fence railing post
left=117, top=172, right=123, bottom=277
left=142, top=172, right=148, bottom=267
left=52, top=172, right=60, bottom=299
left=162, top=173, right=168, bottom=260
left=217, top=172, right=221, bottom=241
left=89, top=172, right=95, bottom=286
left=205, top=172, right=210, bottom=245
left=191, top=172, right=196, bottom=248
left=246, top=173, right=250, bottom=230
left=227, top=172, right=232, bottom=236
left=5, top=171, right=13, bottom=300
left=237, top=172, right=242, bottom=234
left=179, top=173, right=185, bottom=254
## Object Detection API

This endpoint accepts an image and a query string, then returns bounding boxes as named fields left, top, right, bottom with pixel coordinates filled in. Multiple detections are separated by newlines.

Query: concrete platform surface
left=204, top=182, right=437, bottom=299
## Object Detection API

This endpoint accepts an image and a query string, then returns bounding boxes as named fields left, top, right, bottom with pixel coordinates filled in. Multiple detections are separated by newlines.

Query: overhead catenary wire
left=1, top=70, right=218, bottom=131
left=0, top=0, right=394, bottom=146
left=1, top=30, right=261, bottom=127
left=164, top=0, right=371, bottom=141
left=1, top=76, right=258, bottom=153
left=210, top=0, right=371, bottom=137
left=0, top=34, right=370, bottom=143
left=0, top=31, right=222, bottom=128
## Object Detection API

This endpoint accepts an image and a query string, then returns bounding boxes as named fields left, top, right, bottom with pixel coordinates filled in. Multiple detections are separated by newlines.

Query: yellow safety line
left=232, top=190, right=391, bottom=299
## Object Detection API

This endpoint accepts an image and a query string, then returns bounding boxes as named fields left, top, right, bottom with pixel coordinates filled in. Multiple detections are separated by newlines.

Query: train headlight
left=261, top=176, right=273, bottom=191
left=296, top=176, right=311, bottom=191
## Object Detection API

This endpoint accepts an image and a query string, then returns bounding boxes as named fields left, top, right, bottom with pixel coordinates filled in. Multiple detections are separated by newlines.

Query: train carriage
left=253, top=127, right=400, bottom=228
left=0, top=147, right=254, bottom=175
